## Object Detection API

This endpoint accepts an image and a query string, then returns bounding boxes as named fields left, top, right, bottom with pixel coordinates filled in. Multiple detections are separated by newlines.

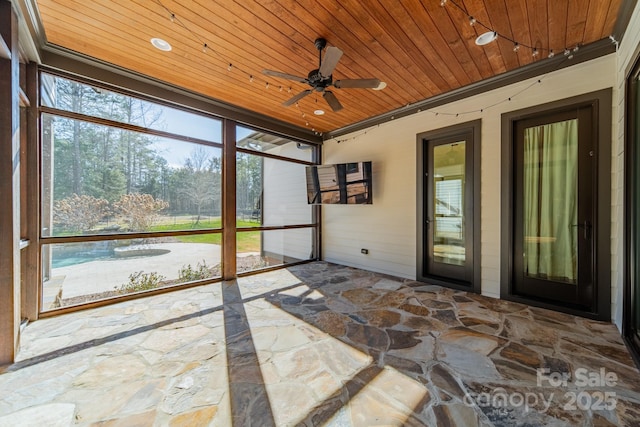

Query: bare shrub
left=53, top=194, right=109, bottom=232
left=114, top=193, right=168, bottom=231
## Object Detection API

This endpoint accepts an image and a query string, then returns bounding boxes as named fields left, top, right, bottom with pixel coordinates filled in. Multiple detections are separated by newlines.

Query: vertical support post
left=222, top=120, right=237, bottom=279
left=22, top=63, right=39, bottom=320
left=314, top=143, right=322, bottom=260
left=0, top=0, right=21, bottom=366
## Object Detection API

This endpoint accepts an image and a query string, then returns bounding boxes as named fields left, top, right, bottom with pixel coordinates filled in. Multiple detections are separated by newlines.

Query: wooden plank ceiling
left=35, top=0, right=622, bottom=135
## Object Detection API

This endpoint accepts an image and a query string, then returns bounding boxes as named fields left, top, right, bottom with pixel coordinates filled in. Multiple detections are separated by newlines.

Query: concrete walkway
left=52, top=243, right=222, bottom=299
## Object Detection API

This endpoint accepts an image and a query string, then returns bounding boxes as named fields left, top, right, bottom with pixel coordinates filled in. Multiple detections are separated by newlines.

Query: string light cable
left=441, top=0, right=582, bottom=59
left=153, top=0, right=318, bottom=133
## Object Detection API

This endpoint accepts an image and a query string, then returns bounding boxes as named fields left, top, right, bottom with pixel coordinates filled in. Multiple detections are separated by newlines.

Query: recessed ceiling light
left=314, top=109, right=325, bottom=115
left=373, top=81, right=387, bottom=91
left=475, top=31, right=498, bottom=46
left=151, top=38, right=172, bottom=52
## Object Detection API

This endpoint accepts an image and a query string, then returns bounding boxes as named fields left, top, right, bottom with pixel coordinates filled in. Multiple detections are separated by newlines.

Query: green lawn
left=148, top=218, right=261, bottom=253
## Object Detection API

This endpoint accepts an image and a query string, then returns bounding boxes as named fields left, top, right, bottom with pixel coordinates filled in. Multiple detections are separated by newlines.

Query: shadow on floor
left=222, top=279, right=276, bottom=426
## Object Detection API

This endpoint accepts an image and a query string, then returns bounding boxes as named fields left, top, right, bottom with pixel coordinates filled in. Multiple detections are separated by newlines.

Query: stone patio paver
left=1, top=261, right=639, bottom=426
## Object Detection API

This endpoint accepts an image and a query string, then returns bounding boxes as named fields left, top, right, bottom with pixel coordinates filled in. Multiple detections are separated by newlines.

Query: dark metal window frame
left=501, top=89, right=612, bottom=321
left=416, top=120, right=481, bottom=293
left=35, top=66, right=321, bottom=317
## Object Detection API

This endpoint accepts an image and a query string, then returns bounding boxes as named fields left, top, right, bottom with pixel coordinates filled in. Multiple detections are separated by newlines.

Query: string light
left=331, top=63, right=553, bottom=143
left=337, top=49, right=560, bottom=144
left=153, top=0, right=319, bottom=131
left=157, top=0, right=594, bottom=136
left=334, top=125, right=380, bottom=144
left=423, top=71, right=547, bottom=119
left=443, top=0, right=588, bottom=61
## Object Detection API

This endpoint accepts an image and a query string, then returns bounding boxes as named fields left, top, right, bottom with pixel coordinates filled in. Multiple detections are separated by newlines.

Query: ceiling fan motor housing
left=262, top=36, right=381, bottom=112
left=307, top=69, right=332, bottom=90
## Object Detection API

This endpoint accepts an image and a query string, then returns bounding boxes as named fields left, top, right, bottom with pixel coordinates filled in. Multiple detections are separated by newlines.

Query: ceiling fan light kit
left=262, top=37, right=383, bottom=113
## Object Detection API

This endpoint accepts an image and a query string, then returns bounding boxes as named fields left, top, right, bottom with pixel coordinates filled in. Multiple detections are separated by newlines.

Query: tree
left=50, top=76, right=168, bottom=206
left=53, top=194, right=109, bottom=232
left=236, top=152, right=263, bottom=217
left=114, top=193, right=168, bottom=231
left=179, top=147, right=221, bottom=224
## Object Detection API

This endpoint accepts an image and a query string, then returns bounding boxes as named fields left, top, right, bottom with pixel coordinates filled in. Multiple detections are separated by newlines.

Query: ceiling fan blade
left=319, top=46, right=343, bottom=77
left=283, top=89, right=312, bottom=106
left=334, top=78, right=381, bottom=89
left=262, top=69, right=308, bottom=83
left=323, top=91, right=343, bottom=112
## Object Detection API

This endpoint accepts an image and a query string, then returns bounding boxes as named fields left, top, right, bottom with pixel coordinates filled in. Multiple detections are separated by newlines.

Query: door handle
left=571, top=221, right=592, bottom=239
left=584, top=220, right=592, bottom=239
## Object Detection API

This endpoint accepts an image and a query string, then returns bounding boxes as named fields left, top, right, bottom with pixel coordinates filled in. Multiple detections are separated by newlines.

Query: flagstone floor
left=1, top=261, right=640, bottom=426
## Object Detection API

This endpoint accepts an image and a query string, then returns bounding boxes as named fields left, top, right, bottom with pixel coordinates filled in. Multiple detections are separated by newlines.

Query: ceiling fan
left=262, top=38, right=383, bottom=112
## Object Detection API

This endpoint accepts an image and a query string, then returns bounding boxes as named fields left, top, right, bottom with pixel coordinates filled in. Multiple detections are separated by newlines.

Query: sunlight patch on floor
left=241, top=295, right=372, bottom=426
left=343, top=366, right=429, bottom=426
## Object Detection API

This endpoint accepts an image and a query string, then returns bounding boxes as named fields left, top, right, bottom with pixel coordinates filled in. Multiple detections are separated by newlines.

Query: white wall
left=262, top=143, right=315, bottom=261
left=613, top=1, right=640, bottom=328
left=323, top=53, right=618, bottom=304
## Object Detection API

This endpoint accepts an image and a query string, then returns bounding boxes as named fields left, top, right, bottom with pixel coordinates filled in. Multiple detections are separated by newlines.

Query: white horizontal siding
left=611, top=0, right=640, bottom=329
left=324, top=51, right=623, bottom=317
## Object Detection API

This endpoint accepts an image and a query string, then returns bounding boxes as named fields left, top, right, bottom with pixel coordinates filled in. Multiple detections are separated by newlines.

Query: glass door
left=513, top=107, right=595, bottom=308
left=424, top=132, right=474, bottom=285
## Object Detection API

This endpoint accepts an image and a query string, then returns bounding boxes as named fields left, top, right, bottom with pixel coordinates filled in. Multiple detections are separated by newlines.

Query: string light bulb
left=156, top=0, right=558, bottom=124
